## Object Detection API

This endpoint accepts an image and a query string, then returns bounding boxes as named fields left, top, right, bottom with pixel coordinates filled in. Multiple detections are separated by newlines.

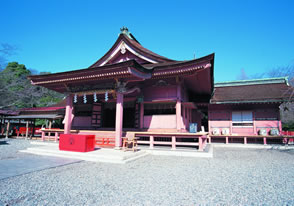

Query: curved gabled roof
left=89, top=29, right=176, bottom=68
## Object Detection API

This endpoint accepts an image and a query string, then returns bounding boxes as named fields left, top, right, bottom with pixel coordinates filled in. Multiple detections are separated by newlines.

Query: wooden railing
left=95, top=137, right=115, bottom=147
left=40, top=129, right=78, bottom=142
left=134, top=132, right=208, bottom=151
left=209, top=134, right=294, bottom=145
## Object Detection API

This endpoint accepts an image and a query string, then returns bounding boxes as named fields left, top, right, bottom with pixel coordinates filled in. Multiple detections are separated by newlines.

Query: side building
left=209, top=77, right=293, bottom=137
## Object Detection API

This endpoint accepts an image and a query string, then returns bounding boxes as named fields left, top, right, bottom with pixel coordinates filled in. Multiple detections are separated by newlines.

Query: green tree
left=0, top=62, right=64, bottom=109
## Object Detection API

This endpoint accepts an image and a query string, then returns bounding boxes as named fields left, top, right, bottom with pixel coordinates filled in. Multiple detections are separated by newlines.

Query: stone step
left=21, top=146, right=148, bottom=164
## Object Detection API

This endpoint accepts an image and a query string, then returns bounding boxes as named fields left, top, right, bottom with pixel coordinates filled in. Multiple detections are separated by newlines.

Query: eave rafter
left=152, top=63, right=211, bottom=79
left=31, top=69, right=131, bottom=85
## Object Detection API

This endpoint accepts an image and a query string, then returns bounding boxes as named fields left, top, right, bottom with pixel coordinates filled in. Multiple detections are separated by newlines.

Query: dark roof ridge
left=143, top=53, right=215, bottom=69
left=215, top=77, right=289, bottom=87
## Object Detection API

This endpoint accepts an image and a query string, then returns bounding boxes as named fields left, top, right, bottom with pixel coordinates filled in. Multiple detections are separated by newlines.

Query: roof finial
left=120, top=26, right=133, bottom=39
left=120, top=26, right=129, bottom=34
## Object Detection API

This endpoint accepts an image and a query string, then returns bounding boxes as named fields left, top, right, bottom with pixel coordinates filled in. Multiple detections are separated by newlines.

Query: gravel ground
left=0, top=139, right=294, bottom=205
left=0, top=138, right=39, bottom=160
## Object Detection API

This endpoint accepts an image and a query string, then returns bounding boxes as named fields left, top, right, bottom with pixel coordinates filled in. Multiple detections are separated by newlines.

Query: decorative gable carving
left=99, top=41, right=158, bottom=66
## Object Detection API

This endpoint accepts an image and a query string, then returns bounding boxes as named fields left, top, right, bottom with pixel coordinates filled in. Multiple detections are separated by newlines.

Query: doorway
left=102, top=101, right=136, bottom=128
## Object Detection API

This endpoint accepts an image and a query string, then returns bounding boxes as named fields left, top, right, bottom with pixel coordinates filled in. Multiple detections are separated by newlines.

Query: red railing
left=95, top=137, right=115, bottom=147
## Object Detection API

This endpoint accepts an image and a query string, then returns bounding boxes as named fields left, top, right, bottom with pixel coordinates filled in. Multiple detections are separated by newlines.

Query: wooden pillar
left=203, top=135, right=207, bottom=148
left=176, top=83, right=182, bottom=131
left=199, top=136, right=203, bottom=151
left=263, top=137, right=267, bottom=145
left=5, top=121, right=10, bottom=139
left=25, top=121, right=29, bottom=139
left=229, top=111, right=233, bottom=135
left=115, top=92, right=124, bottom=148
left=244, top=137, right=247, bottom=144
left=17, top=119, right=21, bottom=138
left=48, top=120, right=52, bottom=138
left=171, top=136, right=176, bottom=150
left=188, top=108, right=191, bottom=125
left=32, top=119, right=36, bottom=138
left=1, top=119, right=5, bottom=136
left=54, top=132, right=58, bottom=142
left=278, top=111, right=282, bottom=133
left=183, top=106, right=187, bottom=130
left=176, top=101, right=182, bottom=131
left=41, top=131, right=45, bottom=141
left=64, top=94, right=73, bottom=134
left=225, top=136, right=229, bottom=144
left=149, top=135, right=154, bottom=149
left=140, top=102, right=144, bottom=129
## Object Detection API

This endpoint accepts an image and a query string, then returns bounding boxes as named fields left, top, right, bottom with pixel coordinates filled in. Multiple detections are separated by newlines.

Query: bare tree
left=237, top=68, right=248, bottom=80
left=0, top=43, right=17, bottom=70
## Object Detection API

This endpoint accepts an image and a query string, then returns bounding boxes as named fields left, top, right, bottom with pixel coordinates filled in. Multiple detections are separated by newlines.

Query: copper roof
left=28, top=28, right=214, bottom=94
left=211, top=77, right=294, bottom=104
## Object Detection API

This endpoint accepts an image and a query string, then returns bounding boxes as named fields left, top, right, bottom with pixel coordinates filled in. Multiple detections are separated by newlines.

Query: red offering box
left=59, top=134, right=95, bottom=152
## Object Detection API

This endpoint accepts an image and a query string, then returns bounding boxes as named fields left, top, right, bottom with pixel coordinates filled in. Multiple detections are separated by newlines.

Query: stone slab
left=20, top=145, right=149, bottom=164
left=0, top=156, right=81, bottom=180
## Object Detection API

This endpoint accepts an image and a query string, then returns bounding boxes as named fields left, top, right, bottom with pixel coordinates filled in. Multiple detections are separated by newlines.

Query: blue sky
left=0, top=0, right=293, bottom=82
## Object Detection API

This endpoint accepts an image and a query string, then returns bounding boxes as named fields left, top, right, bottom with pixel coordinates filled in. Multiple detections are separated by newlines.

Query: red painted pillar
left=225, top=136, right=229, bottom=144
left=278, top=111, right=282, bottom=133
left=115, top=92, right=124, bottom=148
left=171, top=136, right=176, bottom=150
left=183, top=106, right=187, bottom=130
left=176, top=83, right=183, bottom=131
left=41, top=131, right=45, bottom=141
left=64, top=94, right=73, bottom=134
left=199, top=136, right=203, bottom=151
left=253, top=111, right=257, bottom=135
left=150, top=135, right=154, bottom=149
left=140, top=102, right=144, bottom=129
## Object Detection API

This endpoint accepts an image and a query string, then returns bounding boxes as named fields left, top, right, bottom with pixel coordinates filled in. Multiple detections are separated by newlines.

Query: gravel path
left=0, top=139, right=294, bottom=205
left=0, top=138, right=39, bottom=160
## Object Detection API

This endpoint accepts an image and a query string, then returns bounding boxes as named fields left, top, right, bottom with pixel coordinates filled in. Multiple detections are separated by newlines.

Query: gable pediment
left=89, top=32, right=175, bottom=68
left=99, top=40, right=158, bottom=66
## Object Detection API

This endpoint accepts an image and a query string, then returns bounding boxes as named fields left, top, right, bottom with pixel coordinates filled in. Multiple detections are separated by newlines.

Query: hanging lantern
left=74, top=94, right=78, bottom=103
left=105, top=91, right=108, bottom=102
left=93, top=92, right=97, bottom=102
left=83, top=94, right=87, bottom=103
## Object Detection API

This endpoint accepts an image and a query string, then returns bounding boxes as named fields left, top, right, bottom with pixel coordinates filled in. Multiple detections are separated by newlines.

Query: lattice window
left=232, top=111, right=253, bottom=127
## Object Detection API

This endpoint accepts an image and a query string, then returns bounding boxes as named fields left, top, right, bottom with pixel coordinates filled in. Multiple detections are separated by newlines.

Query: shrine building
left=28, top=27, right=292, bottom=148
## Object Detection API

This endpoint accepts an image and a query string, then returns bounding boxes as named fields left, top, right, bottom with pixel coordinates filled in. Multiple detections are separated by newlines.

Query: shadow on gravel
left=279, top=148, right=294, bottom=154
left=0, top=141, right=9, bottom=145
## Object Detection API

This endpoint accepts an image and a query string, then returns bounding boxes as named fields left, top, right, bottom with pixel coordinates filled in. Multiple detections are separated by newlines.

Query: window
left=232, top=111, right=253, bottom=127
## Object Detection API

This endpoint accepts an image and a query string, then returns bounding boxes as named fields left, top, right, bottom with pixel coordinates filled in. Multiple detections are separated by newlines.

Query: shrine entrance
left=102, top=101, right=136, bottom=129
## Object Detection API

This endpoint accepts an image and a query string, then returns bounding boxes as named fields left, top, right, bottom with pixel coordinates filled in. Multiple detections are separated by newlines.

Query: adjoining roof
left=211, top=77, right=293, bottom=104
left=215, top=77, right=289, bottom=87
left=6, top=114, right=64, bottom=120
left=20, top=106, right=65, bottom=112
left=0, top=110, right=19, bottom=116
